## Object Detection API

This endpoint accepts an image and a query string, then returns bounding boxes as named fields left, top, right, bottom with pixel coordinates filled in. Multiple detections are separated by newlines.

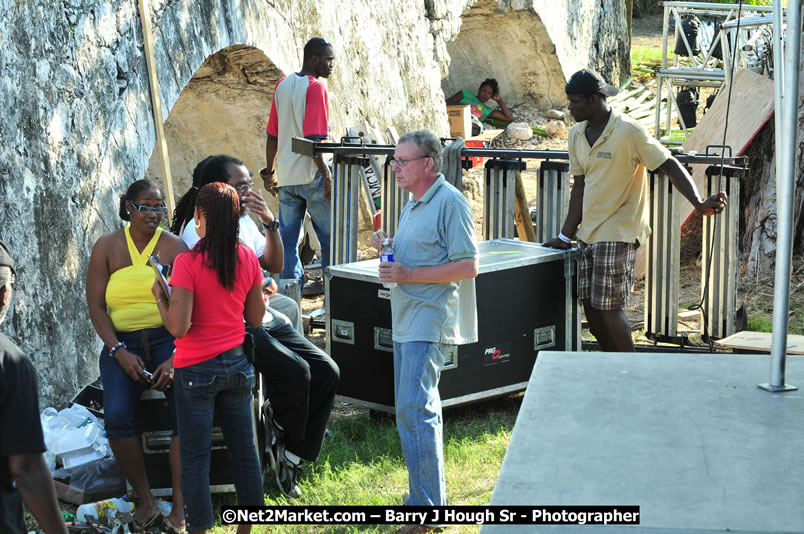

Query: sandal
left=130, top=509, right=162, bottom=533
left=161, top=515, right=187, bottom=534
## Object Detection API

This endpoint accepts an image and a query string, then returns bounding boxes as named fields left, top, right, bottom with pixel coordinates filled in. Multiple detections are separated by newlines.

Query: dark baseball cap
left=0, top=241, right=15, bottom=276
left=565, top=69, right=619, bottom=97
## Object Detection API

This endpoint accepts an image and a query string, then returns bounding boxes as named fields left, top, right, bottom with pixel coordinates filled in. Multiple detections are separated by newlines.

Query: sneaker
left=275, top=442, right=302, bottom=499
left=262, top=400, right=285, bottom=441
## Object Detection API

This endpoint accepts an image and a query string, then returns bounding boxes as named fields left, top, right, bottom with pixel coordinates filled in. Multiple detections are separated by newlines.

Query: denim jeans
left=174, top=353, right=263, bottom=531
left=278, top=171, right=331, bottom=285
left=393, top=341, right=453, bottom=507
left=99, top=326, right=177, bottom=439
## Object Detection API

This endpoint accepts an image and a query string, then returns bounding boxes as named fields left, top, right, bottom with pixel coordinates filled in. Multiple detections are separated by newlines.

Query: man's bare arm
left=658, top=157, right=726, bottom=216
left=9, top=453, right=68, bottom=534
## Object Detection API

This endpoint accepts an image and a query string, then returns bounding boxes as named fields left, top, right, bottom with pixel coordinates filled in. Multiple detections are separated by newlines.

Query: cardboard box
left=447, top=105, right=471, bottom=139
left=54, top=476, right=127, bottom=505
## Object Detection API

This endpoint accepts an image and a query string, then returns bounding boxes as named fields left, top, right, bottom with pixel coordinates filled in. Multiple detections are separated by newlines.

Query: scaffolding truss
left=655, top=1, right=777, bottom=144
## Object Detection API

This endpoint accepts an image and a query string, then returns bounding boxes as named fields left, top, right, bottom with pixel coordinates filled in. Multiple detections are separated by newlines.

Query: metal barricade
left=536, top=160, right=571, bottom=243
left=380, top=159, right=409, bottom=237
left=645, top=169, right=683, bottom=340
left=484, top=159, right=524, bottom=240
left=701, top=164, right=742, bottom=340
left=330, top=154, right=368, bottom=267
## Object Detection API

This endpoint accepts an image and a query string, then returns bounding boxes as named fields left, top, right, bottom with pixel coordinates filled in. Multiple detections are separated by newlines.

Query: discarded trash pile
left=38, top=396, right=173, bottom=533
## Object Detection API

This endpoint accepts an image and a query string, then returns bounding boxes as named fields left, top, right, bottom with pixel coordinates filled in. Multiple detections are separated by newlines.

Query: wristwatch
left=263, top=220, right=280, bottom=232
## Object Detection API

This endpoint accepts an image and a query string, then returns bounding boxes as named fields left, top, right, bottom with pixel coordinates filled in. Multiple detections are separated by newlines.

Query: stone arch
left=441, top=0, right=631, bottom=114
left=145, top=44, right=284, bottom=213
left=442, top=0, right=567, bottom=111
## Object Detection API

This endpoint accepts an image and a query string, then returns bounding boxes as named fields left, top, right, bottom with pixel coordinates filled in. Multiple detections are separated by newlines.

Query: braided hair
left=194, top=182, right=242, bottom=290
left=170, top=155, right=244, bottom=235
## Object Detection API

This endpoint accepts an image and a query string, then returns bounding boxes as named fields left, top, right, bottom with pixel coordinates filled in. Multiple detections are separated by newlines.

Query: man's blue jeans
left=393, top=341, right=453, bottom=507
left=278, top=171, right=330, bottom=284
left=174, top=352, right=263, bottom=531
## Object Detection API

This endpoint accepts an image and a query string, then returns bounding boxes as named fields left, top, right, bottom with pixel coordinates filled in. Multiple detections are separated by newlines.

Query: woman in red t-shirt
left=153, top=182, right=265, bottom=534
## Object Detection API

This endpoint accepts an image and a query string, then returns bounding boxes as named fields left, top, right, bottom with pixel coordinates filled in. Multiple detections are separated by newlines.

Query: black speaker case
left=325, top=239, right=579, bottom=413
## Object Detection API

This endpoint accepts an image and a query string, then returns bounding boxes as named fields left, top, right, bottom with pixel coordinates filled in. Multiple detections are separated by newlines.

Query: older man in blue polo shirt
left=371, top=130, right=479, bottom=534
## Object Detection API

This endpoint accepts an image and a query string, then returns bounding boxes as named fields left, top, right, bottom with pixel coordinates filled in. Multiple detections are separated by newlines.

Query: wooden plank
left=467, top=129, right=504, bottom=142
left=716, top=331, right=804, bottom=355
left=679, top=69, right=774, bottom=225
left=137, top=0, right=176, bottom=222
left=514, top=171, right=537, bottom=243
left=635, top=69, right=774, bottom=278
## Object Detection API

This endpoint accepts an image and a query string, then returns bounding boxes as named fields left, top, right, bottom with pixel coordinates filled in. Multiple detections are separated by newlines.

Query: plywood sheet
left=467, top=128, right=504, bottom=142
left=716, top=331, right=804, bottom=354
left=679, top=68, right=774, bottom=224
left=636, top=69, right=774, bottom=278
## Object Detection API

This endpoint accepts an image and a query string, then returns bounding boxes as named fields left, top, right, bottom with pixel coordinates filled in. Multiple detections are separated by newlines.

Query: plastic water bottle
left=380, top=238, right=396, bottom=289
left=76, top=497, right=134, bottom=525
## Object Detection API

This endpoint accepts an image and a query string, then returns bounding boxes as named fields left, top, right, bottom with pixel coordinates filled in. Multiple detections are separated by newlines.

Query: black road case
left=134, top=378, right=267, bottom=495
left=325, top=239, right=579, bottom=412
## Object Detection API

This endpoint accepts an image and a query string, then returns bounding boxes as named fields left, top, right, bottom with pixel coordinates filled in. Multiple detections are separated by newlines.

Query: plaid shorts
left=577, top=240, right=639, bottom=310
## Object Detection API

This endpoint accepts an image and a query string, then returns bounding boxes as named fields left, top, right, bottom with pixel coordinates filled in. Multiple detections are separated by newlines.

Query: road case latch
left=331, top=319, right=355, bottom=345
left=534, top=325, right=556, bottom=351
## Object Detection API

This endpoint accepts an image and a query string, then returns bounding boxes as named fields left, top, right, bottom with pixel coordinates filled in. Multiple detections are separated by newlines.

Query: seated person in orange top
left=445, top=78, right=514, bottom=123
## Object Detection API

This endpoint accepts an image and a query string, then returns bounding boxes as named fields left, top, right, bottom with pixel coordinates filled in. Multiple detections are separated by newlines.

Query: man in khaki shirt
left=545, top=69, right=727, bottom=351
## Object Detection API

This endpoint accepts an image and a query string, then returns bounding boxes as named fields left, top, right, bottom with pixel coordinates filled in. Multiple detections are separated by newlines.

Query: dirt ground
left=632, top=12, right=665, bottom=47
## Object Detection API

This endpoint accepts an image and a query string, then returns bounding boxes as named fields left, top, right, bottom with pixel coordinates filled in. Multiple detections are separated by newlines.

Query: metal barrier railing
left=645, top=169, right=684, bottom=341
left=536, top=161, right=571, bottom=243
left=484, top=159, right=524, bottom=240
left=296, top=137, right=748, bottom=346
left=701, top=164, right=742, bottom=340
left=330, top=154, right=367, bottom=267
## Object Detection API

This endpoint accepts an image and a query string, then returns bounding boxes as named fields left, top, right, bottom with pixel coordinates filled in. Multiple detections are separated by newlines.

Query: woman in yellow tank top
left=86, top=179, right=188, bottom=533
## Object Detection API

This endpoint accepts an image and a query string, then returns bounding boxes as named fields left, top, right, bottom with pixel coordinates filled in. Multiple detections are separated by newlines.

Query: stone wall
left=0, top=0, right=630, bottom=407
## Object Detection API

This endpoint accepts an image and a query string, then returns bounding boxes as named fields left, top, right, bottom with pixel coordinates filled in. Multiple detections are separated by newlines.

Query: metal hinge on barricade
left=563, top=248, right=577, bottom=279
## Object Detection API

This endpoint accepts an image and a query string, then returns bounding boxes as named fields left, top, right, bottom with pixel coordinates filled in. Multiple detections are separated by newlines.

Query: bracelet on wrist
left=108, top=341, right=126, bottom=359
left=558, top=232, right=572, bottom=244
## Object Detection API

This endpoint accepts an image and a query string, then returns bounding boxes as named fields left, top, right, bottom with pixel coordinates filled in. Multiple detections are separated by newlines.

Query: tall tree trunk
left=626, top=0, right=633, bottom=53
left=740, top=39, right=804, bottom=278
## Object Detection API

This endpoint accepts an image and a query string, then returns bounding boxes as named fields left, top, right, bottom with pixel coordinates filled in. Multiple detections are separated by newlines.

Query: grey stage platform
left=485, top=351, right=804, bottom=534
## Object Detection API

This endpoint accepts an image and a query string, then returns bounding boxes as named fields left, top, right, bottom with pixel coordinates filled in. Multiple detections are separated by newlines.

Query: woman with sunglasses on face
left=86, top=179, right=188, bottom=533
left=153, top=182, right=265, bottom=534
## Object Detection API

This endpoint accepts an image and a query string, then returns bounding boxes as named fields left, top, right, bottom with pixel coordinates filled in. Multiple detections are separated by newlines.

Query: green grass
left=208, top=395, right=522, bottom=533
left=747, top=309, right=804, bottom=336
left=748, top=313, right=773, bottom=333
left=631, top=45, right=664, bottom=65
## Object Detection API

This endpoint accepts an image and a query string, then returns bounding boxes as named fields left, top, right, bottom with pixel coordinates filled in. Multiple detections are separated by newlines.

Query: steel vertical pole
left=761, top=0, right=801, bottom=392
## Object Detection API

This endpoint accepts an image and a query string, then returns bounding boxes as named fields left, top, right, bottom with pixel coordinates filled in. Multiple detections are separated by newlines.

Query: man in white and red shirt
left=263, top=37, right=334, bottom=286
